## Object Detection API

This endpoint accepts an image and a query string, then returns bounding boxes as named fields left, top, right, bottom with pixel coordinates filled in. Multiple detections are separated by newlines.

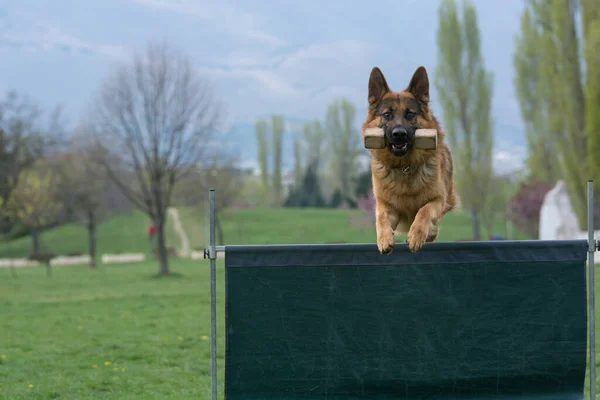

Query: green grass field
left=0, top=207, right=536, bottom=399
left=0, top=259, right=225, bottom=399
left=0, top=206, right=528, bottom=259
left=175, top=206, right=528, bottom=249
left=1, top=257, right=599, bottom=399
left=0, top=210, right=158, bottom=259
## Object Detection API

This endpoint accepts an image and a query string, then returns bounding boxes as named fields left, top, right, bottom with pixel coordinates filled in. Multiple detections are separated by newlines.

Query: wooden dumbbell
left=363, top=127, right=438, bottom=150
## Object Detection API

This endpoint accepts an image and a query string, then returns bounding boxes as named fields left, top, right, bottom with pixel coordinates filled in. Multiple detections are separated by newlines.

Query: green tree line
left=254, top=98, right=366, bottom=210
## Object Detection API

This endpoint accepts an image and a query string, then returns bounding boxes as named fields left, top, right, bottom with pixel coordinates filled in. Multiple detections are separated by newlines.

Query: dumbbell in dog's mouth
left=385, top=125, right=416, bottom=156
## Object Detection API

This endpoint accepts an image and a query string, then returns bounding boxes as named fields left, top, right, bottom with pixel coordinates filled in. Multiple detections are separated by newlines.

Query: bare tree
left=0, top=90, right=64, bottom=212
left=88, top=42, right=221, bottom=275
left=56, top=132, right=109, bottom=268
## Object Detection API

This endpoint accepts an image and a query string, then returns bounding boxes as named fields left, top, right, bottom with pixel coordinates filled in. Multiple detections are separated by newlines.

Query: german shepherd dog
left=361, top=66, right=459, bottom=255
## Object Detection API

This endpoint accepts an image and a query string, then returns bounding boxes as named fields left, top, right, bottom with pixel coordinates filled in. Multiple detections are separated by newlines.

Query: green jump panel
left=224, top=240, right=588, bottom=400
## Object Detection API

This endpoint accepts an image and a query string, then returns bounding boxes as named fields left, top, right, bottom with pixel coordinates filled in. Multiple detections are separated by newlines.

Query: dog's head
left=364, top=66, right=438, bottom=158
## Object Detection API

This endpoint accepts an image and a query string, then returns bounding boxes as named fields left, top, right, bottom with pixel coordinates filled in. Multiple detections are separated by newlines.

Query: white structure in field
left=539, top=180, right=600, bottom=254
left=101, top=253, right=146, bottom=264
left=539, top=180, right=582, bottom=240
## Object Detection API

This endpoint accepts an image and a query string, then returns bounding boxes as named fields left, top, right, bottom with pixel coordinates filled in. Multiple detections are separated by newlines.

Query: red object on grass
left=147, top=224, right=156, bottom=236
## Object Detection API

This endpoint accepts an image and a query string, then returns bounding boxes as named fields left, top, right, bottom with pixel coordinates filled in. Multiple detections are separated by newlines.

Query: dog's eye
left=382, top=111, right=392, bottom=120
left=405, top=111, right=415, bottom=120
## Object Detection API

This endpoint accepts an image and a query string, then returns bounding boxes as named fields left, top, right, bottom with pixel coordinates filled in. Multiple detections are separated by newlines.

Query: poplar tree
left=271, top=115, right=285, bottom=206
left=434, top=0, right=494, bottom=240
left=254, top=119, right=269, bottom=190
left=325, top=98, right=361, bottom=207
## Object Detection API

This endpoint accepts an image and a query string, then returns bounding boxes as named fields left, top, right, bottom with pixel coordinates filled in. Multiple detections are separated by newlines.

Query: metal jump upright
left=588, top=180, right=597, bottom=399
left=207, top=189, right=218, bottom=400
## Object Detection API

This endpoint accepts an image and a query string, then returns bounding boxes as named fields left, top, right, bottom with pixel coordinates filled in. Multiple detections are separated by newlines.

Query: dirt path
left=168, top=207, right=190, bottom=257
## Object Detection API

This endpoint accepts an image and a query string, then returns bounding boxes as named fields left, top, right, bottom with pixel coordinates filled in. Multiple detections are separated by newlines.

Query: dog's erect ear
left=368, top=67, right=390, bottom=105
left=407, top=66, right=430, bottom=104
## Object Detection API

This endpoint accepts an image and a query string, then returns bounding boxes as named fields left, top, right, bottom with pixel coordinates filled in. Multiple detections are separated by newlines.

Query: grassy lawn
left=0, top=258, right=226, bottom=399
left=0, top=207, right=528, bottom=259
left=171, top=206, right=528, bottom=251
left=1, top=256, right=599, bottom=399
left=0, top=207, right=535, bottom=399
left=0, top=210, right=161, bottom=259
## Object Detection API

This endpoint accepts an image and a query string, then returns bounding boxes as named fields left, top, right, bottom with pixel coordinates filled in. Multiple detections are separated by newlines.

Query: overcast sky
left=0, top=0, right=527, bottom=173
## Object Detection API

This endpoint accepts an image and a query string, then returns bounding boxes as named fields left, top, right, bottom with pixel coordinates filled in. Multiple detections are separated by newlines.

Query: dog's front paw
left=406, top=225, right=428, bottom=253
left=377, top=231, right=395, bottom=255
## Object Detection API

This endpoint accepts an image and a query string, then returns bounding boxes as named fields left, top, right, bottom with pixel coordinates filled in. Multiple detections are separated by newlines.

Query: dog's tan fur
left=361, top=66, right=459, bottom=254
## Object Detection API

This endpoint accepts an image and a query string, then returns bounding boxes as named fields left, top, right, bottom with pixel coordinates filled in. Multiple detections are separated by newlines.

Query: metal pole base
left=208, top=189, right=218, bottom=400
left=588, top=180, right=596, bottom=400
